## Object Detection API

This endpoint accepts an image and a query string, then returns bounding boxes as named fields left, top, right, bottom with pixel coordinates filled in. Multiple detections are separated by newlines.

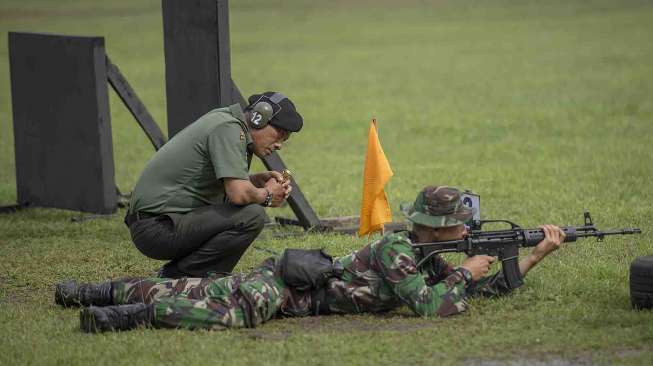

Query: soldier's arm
left=423, top=254, right=455, bottom=286
left=372, top=238, right=469, bottom=317
left=464, top=271, right=512, bottom=298
left=424, top=255, right=505, bottom=297
left=224, top=178, right=270, bottom=205
left=467, top=225, right=566, bottom=298
left=249, top=171, right=283, bottom=188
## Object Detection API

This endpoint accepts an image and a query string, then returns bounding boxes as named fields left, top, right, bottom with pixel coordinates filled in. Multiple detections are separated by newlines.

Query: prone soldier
left=56, top=186, right=567, bottom=332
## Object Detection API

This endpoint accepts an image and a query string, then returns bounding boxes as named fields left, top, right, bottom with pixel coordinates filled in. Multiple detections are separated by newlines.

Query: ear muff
left=250, top=101, right=274, bottom=129
left=248, top=92, right=288, bottom=129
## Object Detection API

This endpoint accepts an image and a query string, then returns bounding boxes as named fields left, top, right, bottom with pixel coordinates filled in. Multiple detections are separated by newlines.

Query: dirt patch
left=467, top=358, right=594, bottom=366
left=466, top=349, right=647, bottom=366
left=615, top=349, right=645, bottom=358
left=0, top=287, right=37, bottom=306
left=241, top=329, right=293, bottom=341
left=240, top=313, right=436, bottom=341
left=291, top=314, right=433, bottom=333
left=0, top=272, right=47, bottom=306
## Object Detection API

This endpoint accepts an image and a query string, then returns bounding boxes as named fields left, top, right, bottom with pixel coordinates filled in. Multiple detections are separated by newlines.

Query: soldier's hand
left=461, top=255, right=496, bottom=282
left=264, top=178, right=286, bottom=207
left=276, top=170, right=292, bottom=199
left=531, top=224, right=565, bottom=262
left=250, top=171, right=280, bottom=188
left=282, top=180, right=292, bottom=199
left=269, top=170, right=284, bottom=183
left=266, top=171, right=291, bottom=199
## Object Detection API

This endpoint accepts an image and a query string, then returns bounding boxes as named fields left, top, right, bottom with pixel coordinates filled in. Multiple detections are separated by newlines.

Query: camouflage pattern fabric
left=325, top=232, right=469, bottom=317
left=111, top=258, right=289, bottom=330
left=401, top=186, right=474, bottom=228
left=107, top=232, right=512, bottom=329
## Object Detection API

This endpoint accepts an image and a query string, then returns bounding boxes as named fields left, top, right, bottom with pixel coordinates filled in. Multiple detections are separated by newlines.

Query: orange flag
left=358, top=119, right=393, bottom=237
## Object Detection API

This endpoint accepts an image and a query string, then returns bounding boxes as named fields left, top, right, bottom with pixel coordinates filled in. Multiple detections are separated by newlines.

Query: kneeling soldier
left=125, top=92, right=301, bottom=278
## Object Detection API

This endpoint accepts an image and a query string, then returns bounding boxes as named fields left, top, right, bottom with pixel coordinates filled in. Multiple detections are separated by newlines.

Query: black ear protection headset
left=248, top=92, right=288, bottom=129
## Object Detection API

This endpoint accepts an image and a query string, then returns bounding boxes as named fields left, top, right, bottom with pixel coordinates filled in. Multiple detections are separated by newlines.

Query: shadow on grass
left=238, top=311, right=440, bottom=341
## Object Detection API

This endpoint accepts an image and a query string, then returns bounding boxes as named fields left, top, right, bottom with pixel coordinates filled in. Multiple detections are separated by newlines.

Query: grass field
left=1, top=0, right=653, bottom=365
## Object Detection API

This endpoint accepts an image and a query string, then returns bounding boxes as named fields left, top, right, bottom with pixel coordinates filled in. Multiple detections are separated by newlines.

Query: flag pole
left=375, top=117, right=385, bottom=237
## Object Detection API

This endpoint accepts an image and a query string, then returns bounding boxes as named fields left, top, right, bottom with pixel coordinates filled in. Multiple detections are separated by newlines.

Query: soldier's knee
left=238, top=204, right=265, bottom=232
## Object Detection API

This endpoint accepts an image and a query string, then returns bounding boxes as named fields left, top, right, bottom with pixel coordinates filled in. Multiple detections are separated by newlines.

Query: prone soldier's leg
left=80, top=258, right=286, bottom=332
left=57, top=276, right=222, bottom=307
left=112, top=276, right=221, bottom=304
left=153, top=259, right=285, bottom=330
left=83, top=291, right=256, bottom=332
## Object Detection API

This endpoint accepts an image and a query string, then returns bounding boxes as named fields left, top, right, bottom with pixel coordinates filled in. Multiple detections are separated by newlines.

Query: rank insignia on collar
left=240, top=131, right=245, bottom=141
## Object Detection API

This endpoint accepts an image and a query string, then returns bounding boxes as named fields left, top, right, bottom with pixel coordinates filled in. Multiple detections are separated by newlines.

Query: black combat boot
left=157, top=261, right=187, bottom=279
left=54, top=280, right=113, bottom=307
left=80, top=303, right=155, bottom=333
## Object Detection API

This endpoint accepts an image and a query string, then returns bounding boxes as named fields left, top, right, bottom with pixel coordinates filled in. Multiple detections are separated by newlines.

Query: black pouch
left=279, top=249, right=339, bottom=291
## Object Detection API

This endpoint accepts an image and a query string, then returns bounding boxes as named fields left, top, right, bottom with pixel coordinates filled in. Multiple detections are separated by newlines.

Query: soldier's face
left=252, top=125, right=290, bottom=157
left=434, top=224, right=467, bottom=241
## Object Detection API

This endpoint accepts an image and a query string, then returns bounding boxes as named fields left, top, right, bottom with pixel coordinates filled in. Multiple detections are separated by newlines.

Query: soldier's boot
left=54, top=280, right=113, bottom=307
left=80, top=303, right=155, bottom=333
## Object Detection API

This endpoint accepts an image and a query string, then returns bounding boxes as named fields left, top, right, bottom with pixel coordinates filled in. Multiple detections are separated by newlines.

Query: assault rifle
left=412, top=211, right=641, bottom=290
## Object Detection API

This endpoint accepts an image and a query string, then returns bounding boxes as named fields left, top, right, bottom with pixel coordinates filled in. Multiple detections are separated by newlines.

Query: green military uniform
left=125, top=104, right=266, bottom=278
left=130, top=104, right=252, bottom=215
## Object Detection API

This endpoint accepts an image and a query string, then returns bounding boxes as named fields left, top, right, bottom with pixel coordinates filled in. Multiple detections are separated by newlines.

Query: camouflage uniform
left=111, top=258, right=284, bottom=330
left=325, top=231, right=509, bottom=317
left=109, top=231, right=509, bottom=330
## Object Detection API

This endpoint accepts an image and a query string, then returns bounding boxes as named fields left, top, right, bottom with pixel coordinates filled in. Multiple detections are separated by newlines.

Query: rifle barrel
left=576, top=228, right=641, bottom=238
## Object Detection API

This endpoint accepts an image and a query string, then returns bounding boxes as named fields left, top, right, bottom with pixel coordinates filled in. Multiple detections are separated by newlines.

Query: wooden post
left=8, top=32, right=117, bottom=214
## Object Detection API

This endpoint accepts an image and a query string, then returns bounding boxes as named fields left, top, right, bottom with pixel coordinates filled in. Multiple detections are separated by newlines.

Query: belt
left=124, top=211, right=159, bottom=227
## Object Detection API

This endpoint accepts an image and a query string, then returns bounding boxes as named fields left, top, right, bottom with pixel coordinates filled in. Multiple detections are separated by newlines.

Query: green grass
left=1, top=0, right=653, bottom=365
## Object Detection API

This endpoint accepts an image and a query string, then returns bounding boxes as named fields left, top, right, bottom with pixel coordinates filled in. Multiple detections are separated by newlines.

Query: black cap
left=247, top=91, right=303, bottom=132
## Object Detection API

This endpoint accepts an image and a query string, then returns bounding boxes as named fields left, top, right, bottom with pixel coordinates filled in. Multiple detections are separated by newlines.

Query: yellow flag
left=358, top=119, right=393, bottom=237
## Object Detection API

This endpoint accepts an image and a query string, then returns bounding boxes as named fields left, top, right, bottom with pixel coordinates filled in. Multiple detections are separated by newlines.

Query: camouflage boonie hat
left=400, top=186, right=473, bottom=228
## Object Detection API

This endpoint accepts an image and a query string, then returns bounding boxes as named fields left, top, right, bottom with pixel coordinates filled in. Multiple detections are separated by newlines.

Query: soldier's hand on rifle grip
left=461, top=255, right=496, bottom=282
left=531, top=225, right=566, bottom=262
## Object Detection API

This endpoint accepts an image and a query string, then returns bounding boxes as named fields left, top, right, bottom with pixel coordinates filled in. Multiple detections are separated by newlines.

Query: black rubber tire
left=630, top=278, right=653, bottom=293
left=630, top=256, right=653, bottom=310
left=631, top=291, right=653, bottom=310
left=631, top=256, right=653, bottom=276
